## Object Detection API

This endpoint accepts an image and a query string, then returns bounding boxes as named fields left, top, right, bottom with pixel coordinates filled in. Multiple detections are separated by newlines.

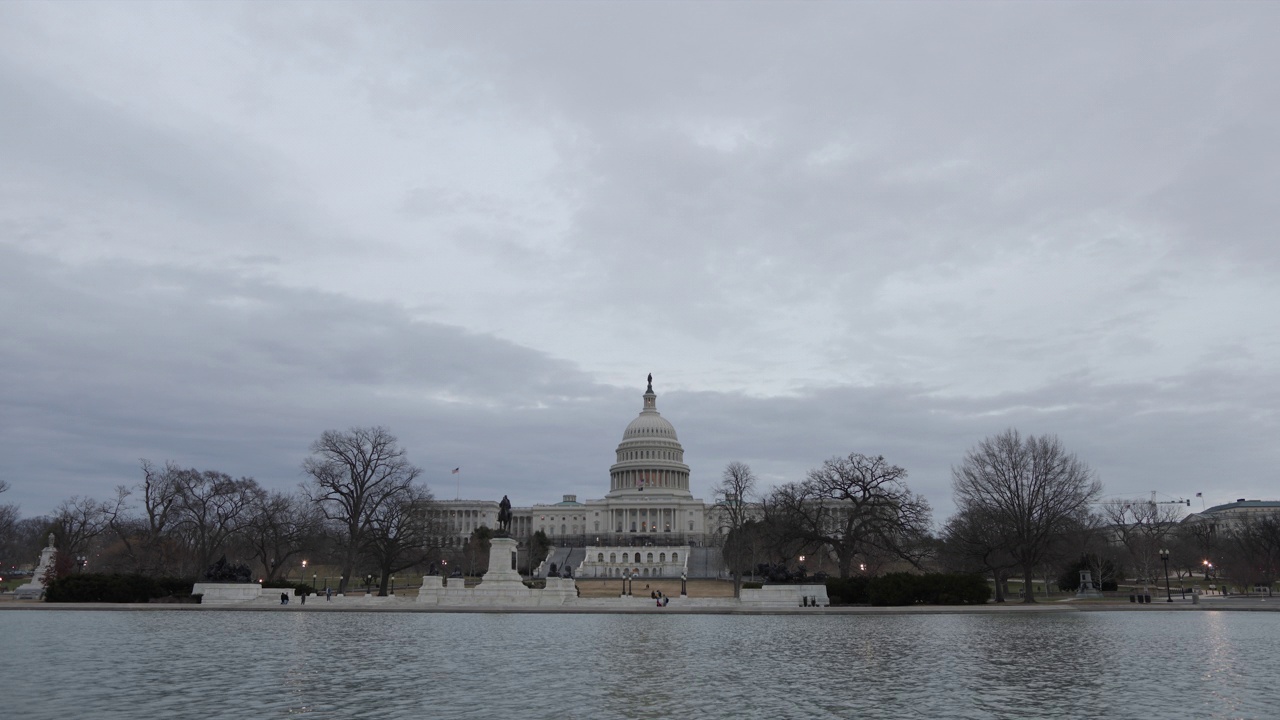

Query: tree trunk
left=732, top=570, right=741, bottom=599
left=338, top=555, right=355, bottom=594
left=1022, top=565, right=1036, bottom=603
left=992, top=570, right=1005, bottom=603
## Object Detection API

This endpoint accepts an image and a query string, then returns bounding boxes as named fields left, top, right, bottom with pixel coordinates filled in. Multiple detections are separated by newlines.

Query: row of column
left=611, top=469, right=687, bottom=491
left=613, top=507, right=679, bottom=533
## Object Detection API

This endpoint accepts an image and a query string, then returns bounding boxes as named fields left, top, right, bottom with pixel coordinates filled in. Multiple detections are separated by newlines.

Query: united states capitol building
left=434, top=376, right=730, bottom=578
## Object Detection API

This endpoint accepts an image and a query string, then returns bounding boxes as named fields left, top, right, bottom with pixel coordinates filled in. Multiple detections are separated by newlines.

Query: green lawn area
left=1, top=575, right=32, bottom=591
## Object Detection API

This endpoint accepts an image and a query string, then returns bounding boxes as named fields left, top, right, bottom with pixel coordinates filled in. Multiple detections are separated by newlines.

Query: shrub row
left=868, top=572, right=992, bottom=606
left=825, top=573, right=991, bottom=606
left=261, top=579, right=316, bottom=596
left=44, top=574, right=195, bottom=603
left=825, top=576, right=871, bottom=605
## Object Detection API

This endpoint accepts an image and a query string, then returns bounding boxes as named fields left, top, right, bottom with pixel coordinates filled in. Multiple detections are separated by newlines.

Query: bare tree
left=712, top=461, right=758, bottom=598
left=0, top=503, right=23, bottom=569
left=52, top=496, right=110, bottom=563
left=362, top=483, right=441, bottom=595
left=1067, top=513, right=1123, bottom=594
left=171, top=469, right=261, bottom=576
left=952, top=429, right=1101, bottom=603
left=4, top=516, right=49, bottom=571
left=1221, top=512, right=1280, bottom=595
left=0, top=480, right=18, bottom=567
left=241, top=490, right=324, bottom=582
left=769, top=453, right=932, bottom=578
left=106, top=460, right=185, bottom=575
left=302, top=426, right=422, bottom=593
left=1179, top=517, right=1219, bottom=579
left=941, top=505, right=1018, bottom=602
left=1099, top=497, right=1183, bottom=595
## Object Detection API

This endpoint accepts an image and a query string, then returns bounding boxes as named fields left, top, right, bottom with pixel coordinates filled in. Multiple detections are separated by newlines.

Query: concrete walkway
left=3, top=593, right=1277, bottom=615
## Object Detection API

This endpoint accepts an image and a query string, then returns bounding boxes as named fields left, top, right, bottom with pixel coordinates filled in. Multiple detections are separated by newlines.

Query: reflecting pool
left=0, top=610, right=1274, bottom=719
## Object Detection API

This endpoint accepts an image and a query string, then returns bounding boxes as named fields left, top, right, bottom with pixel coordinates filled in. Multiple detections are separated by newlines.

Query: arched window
left=646, top=553, right=654, bottom=563
left=659, top=553, right=666, bottom=562
left=622, top=553, right=629, bottom=563
left=672, top=553, right=678, bottom=562
left=610, top=553, right=616, bottom=563
left=597, top=553, right=604, bottom=562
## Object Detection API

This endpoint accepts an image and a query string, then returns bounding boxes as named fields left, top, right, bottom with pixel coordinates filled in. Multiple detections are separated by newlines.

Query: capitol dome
left=622, top=411, right=678, bottom=440
left=606, top=375, right=691, bottom=498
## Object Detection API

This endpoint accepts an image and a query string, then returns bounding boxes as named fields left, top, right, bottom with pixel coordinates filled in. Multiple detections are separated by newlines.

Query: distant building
left=1183, top=498, right=1280, bottom=529
left=433, top=377, right=729, bottom=577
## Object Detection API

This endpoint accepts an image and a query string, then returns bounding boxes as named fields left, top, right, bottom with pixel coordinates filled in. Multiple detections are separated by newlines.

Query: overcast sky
left=2, top=2, right=1277, bottom=524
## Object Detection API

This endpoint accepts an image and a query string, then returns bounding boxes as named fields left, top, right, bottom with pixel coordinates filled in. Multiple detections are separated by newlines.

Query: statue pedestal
left=1076, top=570, right=1103, bottom=599
left=740, top=584, right=830, bottom=608
left=478, top=537, right=524, bottom=587
left=192, top=583, right=263, bottom=605
left=417, top=537, right=577, bottom=607
left=14, top=582, right=46, bottom=601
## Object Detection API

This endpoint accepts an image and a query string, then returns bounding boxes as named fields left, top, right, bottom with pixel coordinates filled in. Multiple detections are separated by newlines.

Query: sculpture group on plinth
left=15, top=533, right=57, bottom=600
left=1076, top=570, right=1103, bottom=599
left=202, top=555, right=253, bottom=583
left=191, top=555, right=261, bottom=605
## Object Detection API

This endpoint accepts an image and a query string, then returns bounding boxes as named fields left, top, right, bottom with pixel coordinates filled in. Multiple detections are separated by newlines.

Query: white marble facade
left=437, top=379, right=729, bottom=549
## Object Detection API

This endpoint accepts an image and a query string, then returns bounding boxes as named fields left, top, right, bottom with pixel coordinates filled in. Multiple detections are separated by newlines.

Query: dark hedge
left=825, top=576, right=872, bottom=605
left=867, top=572, right=992, bottom=606
left=44, top=574, right=195, bottom=603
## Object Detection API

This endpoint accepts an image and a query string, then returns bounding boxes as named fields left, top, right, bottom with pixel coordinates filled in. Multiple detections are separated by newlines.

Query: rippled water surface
left=0, top=610, right=1275, bottom=719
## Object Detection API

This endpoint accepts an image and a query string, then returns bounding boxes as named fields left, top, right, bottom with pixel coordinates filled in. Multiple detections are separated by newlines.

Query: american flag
left=452, top=467, right=460, bottom=474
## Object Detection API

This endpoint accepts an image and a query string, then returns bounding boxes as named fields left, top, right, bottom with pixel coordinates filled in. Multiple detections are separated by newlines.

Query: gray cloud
left=1, top=2, right=1277, bottom=523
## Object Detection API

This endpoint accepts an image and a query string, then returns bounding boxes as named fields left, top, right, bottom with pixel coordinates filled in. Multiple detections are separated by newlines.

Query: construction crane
left=1114, top=492, right=1192, bottom=514
left=1148, top=491, right=1191, bottom=507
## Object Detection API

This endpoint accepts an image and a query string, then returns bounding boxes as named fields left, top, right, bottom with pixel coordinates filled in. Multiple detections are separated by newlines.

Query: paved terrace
left=2, top=578, right=1275, bottom=615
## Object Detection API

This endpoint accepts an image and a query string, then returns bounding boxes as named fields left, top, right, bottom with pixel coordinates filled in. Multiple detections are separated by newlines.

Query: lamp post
left=1160, top=549, right=1172, bottom=602
left=75, top=555, right=87, bottom=574
left=680, top=570, right=687, bottom=597
left=313, top=572, right=318, bottom=593
left=390, top=575, right=395, bottom=595
left=622, top=569, right=630, bottom=597
left=365, top=574, right=374, bottom=595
